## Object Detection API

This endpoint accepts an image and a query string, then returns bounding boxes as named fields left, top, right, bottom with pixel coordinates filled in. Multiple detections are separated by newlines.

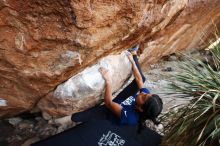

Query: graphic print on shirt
left=121, top=96, right=135, bottom=106
left=124, top=111, right=127, bottom=117
left=98, top=131, right=125, bottom=146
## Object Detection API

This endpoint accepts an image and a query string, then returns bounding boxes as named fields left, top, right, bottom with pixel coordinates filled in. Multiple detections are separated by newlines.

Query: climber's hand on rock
left=99, top=67, right=111, bottom=83
left=125, top=51, right=134, bottom=63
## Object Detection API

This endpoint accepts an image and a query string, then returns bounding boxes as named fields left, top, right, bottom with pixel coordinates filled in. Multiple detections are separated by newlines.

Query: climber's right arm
left=99, top=67, right=122, bottom=118
left=104, top=80, right=122, bottom=118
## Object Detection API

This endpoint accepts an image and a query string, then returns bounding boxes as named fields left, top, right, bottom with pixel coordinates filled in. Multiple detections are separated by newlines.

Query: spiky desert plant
left=162, top=42, right=220, bottom=146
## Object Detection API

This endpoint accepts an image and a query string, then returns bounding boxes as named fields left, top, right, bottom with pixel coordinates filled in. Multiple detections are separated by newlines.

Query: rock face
left=38, top=52, right=132, bottom=116
left=0, top=0, right=220, bottom=117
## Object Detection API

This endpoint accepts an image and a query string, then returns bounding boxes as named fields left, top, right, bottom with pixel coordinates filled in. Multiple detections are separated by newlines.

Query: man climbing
left=99, top=44, right=163, bottom=132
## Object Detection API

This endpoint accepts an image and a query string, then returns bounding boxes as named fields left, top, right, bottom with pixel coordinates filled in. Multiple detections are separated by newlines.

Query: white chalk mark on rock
left=0, top=98, right=7, bottom=106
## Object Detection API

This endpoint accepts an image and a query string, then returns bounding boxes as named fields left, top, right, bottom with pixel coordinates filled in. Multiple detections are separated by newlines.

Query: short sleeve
left=140, top=88, right=150, bottom=94
left=120, top=105, right=139, bottom=125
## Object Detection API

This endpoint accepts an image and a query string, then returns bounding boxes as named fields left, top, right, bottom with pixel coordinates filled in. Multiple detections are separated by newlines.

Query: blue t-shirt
left=118, top=88, right=150, bottom=125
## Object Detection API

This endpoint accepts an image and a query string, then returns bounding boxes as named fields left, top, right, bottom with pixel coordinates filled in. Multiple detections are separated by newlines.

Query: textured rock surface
left=0, top=0, right=220, bottom=117
left=38, top=52, right=132, bottom=116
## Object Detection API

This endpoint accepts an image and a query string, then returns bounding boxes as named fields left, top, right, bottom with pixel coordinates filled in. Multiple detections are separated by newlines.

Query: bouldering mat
left=31, top=119, right=161, bottom=146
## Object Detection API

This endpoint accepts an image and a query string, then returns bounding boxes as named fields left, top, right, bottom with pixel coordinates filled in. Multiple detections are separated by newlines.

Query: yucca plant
left=162, top=40, right=220, bottom=146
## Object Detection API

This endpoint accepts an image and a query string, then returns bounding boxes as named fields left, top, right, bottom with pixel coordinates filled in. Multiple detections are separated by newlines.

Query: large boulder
left=38, top=52, right=132, bottom=116
left=0, top=0, right=220, bottom=117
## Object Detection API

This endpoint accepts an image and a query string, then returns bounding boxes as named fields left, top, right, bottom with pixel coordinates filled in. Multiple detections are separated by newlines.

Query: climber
left=99, top=44, right=163, bottom=133
left=33, top=45, right=163, bottom=146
